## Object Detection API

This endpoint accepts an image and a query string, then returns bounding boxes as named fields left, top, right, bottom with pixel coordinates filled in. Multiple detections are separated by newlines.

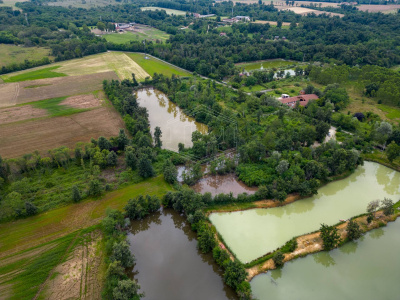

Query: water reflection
left=369, top=227, right=385, bottom=239
left=136, top=88, right=207, bottom=152
left=251, top=220, right=400, bottom=300
left=127, top=209, right=237, bottom=300
left=313, top=252, right=336, bottom=268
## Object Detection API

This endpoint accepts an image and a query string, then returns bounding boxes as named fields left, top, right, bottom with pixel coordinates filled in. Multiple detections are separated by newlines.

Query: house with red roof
left=278, top=94, right=319, bottom=108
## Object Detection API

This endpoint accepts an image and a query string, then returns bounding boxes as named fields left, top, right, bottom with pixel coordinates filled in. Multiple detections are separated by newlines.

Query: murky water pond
left=136, top=88, right=207, bottom=152
left=209, top=162, right=400, bottom=262
left=192, top=174, right=257, bottom=197
left=127, top=209, right=237, bottom=300
left=251, top=219, right=400, bottom=300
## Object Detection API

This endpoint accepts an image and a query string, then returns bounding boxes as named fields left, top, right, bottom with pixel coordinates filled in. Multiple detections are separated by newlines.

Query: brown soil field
left=358, top=4, right=400, bottom=12
left=41, top=231, right=104, bottom=300
left=61, top=94, right=102, bottom=109
left=0, top=82, right=19, bottom=108
left=277, top=6, right=344, bottom=17
left=0, top=106, right=126, bottom=158
left=15, top=71, right=118, bottom=104
left=253, top=20, right=293, bottom=26
left=0, top=105, right=48, bottom=125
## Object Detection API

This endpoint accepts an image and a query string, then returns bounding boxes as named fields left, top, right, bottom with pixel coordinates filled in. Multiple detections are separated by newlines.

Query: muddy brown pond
left=127, top=208, right=237, bottom=300
left=136, top=88, right=208, bottom=152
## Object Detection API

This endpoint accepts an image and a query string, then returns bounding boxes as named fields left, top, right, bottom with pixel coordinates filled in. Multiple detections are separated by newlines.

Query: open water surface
left=210, top=162, right=400, bottom=262
left=127, top=208, right=237, bottom=300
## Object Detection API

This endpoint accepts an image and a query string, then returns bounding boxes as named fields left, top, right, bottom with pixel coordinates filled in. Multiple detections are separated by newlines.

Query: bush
left=124, top=195, right=161, bottom=220
left=320, top=223, right=341, bottom=250
left=223, top=260, right=247, bottom=290
left=346, top=219, right=362, bottom=241
left=112, top=279, right=143, bottom=300
left=273, top=251, right=284, bottom=268
left=197, top=221, right=216, bottom=253
left=213, top=246, right=231, bottom=267
left=88, top=179, right=102, bottom=196
left=72, top=185, right=81, bottom=202
left=110, top=241, right=135, bottom=268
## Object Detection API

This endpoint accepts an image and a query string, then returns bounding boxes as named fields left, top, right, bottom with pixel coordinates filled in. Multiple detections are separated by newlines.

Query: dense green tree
left=25, top=201, right=38, bottom=216
left=72, top=185, right=81, bottom=203
left=381, top=198, right=394, bottom=216
left=273, top=251, right=285, bottom=268
left=386, top=141, right=400, bottom=162
left=138, top=156, right=155, bottom=178
left=118, top=129, right=129, bottom=150
left=110, top=241, right=135, bottom=268
left=163, top=159, right=177, bottom=184
left=88, top=179, right=102, bottom=196
left=107, top=151, right=118, bottom=167
left=112, top=279, right=142, bottom=300
left=224, top=260, right=248, bottom=290
left=346, top=219, right=362, bottom=241
left=154, top=126, right=162, bottom=148
left=320, top=223, right=341, bottom=251
left=197, top=221, right=216, bottom=253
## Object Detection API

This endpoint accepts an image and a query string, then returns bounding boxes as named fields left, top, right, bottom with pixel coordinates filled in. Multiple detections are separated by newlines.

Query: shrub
left=320, top=223, right=341, bottom=250
left=223, top=260, right=247, bottom=290
left=110, top=241, right=135, bottom=268
left=197, top=221, right=216, bottom=253
left=273, top=251, right=285, bottom=268
left=346, top=219, right=362, bottom=240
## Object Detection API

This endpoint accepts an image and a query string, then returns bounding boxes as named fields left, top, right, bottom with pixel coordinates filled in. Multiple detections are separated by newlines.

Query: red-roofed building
left=279, top=94, right=319, bottom=108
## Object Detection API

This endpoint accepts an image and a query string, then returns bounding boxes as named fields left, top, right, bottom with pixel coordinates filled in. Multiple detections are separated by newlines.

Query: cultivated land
left=140, top=6, right=187, bottom=15
left=0, top=52, right=150, bottom=82
left=128, top=53, right=191, bottom=78
left=0, top=98, right=125, bottom=158
left=46, top=0, right=118, bottom=8
left=358, top=4, right=400, bottom=13
left=0, top=44, right=51, bottom=68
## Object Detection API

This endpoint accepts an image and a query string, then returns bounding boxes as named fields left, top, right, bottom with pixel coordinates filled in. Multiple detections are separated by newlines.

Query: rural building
left=219, top=32, right=227, bottom=37
left=193, top=13, right=215, bottom=18
left=278, top=94, right=319, bottom=108
left=114, top=23, right=134, bottom=32
left=222, top=18, right=239, bottom=24
left=235, top=16, right=250, bottom=22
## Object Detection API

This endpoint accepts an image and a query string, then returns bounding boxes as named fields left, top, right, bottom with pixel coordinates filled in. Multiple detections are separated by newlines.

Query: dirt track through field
left=0, top=106, right=126, bottom=158
left=42, top=231, right=103, bottom=300
left=16, top=72, right=118, bottom=104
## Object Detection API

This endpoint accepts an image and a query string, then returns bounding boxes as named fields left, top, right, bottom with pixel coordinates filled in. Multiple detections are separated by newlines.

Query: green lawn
left=241, top=84, right=268, bottom=93
left=0, top=44, right=51, bottom=68
left=127, top=53, right=191, bottom=78
left=2, top=66, right=66, bottom=83
left=28, top=96, right=88, bottom=117
left=236, top=59, right=299, bottom=72
left=378, top=104, right=400, bottom=120
left=140, top=6, right=187, bottom=15
left=103, top=29, right=169, bottom=44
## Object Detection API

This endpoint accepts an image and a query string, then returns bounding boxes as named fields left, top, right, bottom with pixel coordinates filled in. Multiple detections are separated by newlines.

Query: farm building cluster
left=278, top=92, right=319, bottom=108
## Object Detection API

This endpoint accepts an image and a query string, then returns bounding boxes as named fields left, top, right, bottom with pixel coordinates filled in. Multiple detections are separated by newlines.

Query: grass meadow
left=0, top=44, right=51, bottom=68
left=2, top=66, right=66, bottom=83
left=128, top=53, right=191, bottom=78
left=140, top=6, right=187, bottom=15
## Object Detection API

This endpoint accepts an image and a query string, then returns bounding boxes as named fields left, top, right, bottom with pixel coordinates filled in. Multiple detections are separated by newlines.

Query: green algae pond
left=251, top=219, right=400, bottom=300
left=209, top=162, right=400, bottom=262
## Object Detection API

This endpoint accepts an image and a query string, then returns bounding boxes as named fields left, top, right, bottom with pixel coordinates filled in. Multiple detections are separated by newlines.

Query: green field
left=140, top=6, right=187, bottom=15
left=236, top=59, right=299, bottom=71
left=2, top=66, right=66, bottom=83
left=378, top=104, right=400, bottom=120
left=29, top=96, right=88, bottom=117
left=0, top=176, right=172, bottom=256
left=103, top=28, right=169, bottom=44
left=128, top=53, right=191, bottom=78
left=0, top=44, right=51, bottom=68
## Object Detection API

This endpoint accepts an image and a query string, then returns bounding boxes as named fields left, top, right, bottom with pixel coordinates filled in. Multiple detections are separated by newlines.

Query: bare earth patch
left=0, top=105, right=48, bottom=125
left=61, top=94, right=102, bottom=109
left=0, top=83, right=19, bottom=108
left=42, top=231, right=103, bottom=300
left=0, top=106, right=126, bottom=158
left=358, top=4, right=400, bottom=13
left=16, top=71, right=118, bottom=104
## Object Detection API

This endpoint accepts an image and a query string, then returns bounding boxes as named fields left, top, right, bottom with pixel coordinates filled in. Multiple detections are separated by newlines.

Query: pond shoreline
left=246, top=208, right=400, bottom=280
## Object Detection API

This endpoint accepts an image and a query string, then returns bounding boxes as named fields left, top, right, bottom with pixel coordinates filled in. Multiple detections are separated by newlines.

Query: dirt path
left=246, top=210, right=400, bottom=280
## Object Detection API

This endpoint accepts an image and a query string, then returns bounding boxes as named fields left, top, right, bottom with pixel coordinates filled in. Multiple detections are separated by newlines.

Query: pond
left=192, top=174, right=257, bottom=197
left=209, top=162, right=400, bottom=262
left=127, top=208, right=237, bottom=300
left=251, top=219, right=400, bottom=300
left=136, top=88, right=208, bottom=152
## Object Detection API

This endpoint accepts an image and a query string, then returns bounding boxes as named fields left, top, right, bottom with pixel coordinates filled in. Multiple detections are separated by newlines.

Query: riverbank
left=246, top=206, right=400, bottom=280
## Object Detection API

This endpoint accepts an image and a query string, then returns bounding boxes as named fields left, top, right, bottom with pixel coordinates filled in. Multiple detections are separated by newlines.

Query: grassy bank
left=0, top=176, right=172, bottom=258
